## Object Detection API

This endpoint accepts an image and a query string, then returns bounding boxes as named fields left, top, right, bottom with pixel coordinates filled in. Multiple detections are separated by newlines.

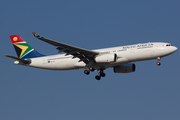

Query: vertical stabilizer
left=10, top=35, right=44, bottom=59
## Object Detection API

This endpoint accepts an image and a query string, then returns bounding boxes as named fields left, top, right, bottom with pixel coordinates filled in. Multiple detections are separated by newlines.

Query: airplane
left=3, top=32, right=178, bottom=80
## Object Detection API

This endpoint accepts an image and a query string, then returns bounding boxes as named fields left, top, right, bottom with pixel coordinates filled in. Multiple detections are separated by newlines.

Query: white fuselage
left=18, top=42, right=177, bottom=70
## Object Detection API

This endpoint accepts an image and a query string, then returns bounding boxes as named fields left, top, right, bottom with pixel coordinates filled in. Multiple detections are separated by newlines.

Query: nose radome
left=172, top=46, right=178, bottom=52
left=174, top=46, right=178, bottom=51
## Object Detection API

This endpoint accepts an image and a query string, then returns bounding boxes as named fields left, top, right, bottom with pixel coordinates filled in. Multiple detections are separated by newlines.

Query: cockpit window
left=166, top=44, right=172, bottom=46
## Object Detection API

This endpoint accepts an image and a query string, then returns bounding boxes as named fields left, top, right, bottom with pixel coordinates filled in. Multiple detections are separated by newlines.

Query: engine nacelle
left=114, top=63, right=136, bottom=73
left=95, top=53, right=117, bottom=63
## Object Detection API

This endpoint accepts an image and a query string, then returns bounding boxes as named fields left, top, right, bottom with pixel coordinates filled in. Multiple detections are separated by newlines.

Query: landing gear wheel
left=157, top=62, right=161, bottom=66
left=95, top=75, right=101, bottom=80
left=89, top=68, right=95, bottom=72
left=84, top=70, right=90, bottom=75
left=156, top=57, right=161, bottom=66
left=100, top=73, right=106, bottom=77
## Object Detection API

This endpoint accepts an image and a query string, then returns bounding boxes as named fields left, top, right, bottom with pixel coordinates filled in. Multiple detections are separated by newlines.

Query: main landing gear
left=84, top=70, right=90, bottom=75
left=84, top=69, right=106, bottom=80
left=95, top=69, right=106, bottom=80
left=157, top=57, right=161, bottom=66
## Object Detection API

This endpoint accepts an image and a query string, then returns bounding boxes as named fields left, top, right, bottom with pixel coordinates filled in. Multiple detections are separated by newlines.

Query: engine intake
left=114, top=63, right=136, bottom=73
left=95, top=53, right=117, bottom=63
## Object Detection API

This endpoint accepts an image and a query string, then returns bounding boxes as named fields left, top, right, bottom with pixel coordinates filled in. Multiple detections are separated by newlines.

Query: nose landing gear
left=157, top=57, right=161, bottom=66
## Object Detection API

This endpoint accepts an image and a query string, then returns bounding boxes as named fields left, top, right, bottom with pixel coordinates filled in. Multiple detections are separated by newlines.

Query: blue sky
left=1, top=0, right=180, bottom=120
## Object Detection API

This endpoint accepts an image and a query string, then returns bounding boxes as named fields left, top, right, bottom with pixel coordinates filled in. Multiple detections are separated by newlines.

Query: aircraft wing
left=32, top=32, right=99, bottom=64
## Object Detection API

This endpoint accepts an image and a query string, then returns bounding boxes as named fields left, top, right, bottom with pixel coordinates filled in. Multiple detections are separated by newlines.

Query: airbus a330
left=3, top=32, right=177, bottom=80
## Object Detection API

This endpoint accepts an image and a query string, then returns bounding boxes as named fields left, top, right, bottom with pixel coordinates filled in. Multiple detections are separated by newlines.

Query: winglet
left=32, top=32, right=40, bottom=37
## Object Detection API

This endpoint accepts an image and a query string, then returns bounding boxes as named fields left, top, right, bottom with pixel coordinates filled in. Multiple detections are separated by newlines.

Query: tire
left=157, top=62, right=161, bottom=66
left=84, top=70, right=90, bottom=75
left=100, top=73, right=106, bottom=77
left=95, top=75, right=101, bottom=80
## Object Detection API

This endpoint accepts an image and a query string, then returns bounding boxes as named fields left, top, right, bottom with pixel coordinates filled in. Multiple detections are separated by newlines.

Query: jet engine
left=94, top=53, right=117, bottom=63
left=113, top=63, right=136, bottom=73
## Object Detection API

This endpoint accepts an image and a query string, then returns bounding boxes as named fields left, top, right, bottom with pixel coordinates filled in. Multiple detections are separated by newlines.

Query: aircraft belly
left=56, top=59, right=78, bottom=70
left=29, top=57, right=78, bottom=70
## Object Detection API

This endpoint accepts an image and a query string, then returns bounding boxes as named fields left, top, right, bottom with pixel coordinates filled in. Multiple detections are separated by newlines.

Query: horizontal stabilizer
left=3, top=55, right=31, bottom=64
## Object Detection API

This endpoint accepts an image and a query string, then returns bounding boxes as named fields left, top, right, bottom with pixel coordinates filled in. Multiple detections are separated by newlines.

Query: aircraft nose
left=172, top=46, right=178, bottom=53
left=174, top=46, right=178, bottom=51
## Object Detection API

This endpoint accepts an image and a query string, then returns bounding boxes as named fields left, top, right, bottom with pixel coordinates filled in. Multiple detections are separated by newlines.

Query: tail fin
left=10, top=35, right=44, bottom=59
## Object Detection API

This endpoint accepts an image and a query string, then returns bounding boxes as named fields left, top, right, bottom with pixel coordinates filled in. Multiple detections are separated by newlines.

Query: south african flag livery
left=10, top=35, right=44, bottom=59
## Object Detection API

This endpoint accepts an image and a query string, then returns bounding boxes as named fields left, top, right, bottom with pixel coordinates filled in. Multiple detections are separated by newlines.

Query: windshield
left=166, top=44, right=172, bottom=46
